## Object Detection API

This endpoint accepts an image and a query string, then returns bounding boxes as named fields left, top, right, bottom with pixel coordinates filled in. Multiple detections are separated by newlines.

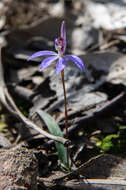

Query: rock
left=0, top=145, right=38, bottom=190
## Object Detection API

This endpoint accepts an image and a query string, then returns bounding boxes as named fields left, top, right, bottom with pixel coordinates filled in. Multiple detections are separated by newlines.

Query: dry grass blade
left=0, top=46, right=68, bottom=145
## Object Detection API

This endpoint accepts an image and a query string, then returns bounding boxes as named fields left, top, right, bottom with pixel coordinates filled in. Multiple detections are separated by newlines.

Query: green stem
left=61, top=69, right=69, bottom=169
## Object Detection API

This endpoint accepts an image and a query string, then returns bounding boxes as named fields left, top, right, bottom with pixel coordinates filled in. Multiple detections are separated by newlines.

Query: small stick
left=0, top=48, right=69, bottom=145
left=61, top=69, right=69, bottom=169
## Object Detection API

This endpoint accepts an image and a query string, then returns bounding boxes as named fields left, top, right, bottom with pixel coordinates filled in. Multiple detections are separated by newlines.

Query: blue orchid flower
left=27, top=21, right=85, bottom=74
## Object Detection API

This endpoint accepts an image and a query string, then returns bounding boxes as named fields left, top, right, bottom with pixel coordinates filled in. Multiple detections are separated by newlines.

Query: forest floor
left=0, top=0, right=126, bottom=189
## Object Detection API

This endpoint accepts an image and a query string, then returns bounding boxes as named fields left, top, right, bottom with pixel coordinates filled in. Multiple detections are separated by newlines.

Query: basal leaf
left=37, top=110, right=71, bottom=169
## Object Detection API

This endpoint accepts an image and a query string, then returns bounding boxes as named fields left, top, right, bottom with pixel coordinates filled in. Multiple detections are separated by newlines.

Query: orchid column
left=27, top=21, right=85, bottom=169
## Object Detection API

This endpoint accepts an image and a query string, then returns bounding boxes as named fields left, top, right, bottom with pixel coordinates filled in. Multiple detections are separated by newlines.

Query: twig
left=38, top=154, right=103, bottom=184
left=43, top=91, right=125, bottom=148
left=0, top=47, right=69, bottom=146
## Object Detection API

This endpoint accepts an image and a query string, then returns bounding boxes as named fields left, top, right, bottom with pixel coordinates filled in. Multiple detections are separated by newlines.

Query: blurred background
left=0, top=0, right=126, bottom=189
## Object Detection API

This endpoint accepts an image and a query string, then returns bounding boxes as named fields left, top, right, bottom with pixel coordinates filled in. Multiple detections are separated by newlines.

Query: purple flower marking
left=27, top=21, right=85, bottom=74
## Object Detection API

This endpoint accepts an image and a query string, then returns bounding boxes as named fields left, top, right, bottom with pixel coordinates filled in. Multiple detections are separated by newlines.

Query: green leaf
left=101, top=134, right=119, bottom=152
left=119, top=125, right=126, bottom=131
left=0, top=122, right=7, bottom=132
left=37, top=110, right=71, bottom=169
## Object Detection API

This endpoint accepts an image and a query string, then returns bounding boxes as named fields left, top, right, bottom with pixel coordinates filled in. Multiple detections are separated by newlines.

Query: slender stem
left=61, top=69, right=69, bottom=169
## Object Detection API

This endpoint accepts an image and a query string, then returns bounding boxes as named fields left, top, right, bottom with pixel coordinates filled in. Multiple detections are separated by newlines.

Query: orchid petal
left=56, top=57, right=66, bottom=74
left=65, top=55, right=85, bottom=71
left=27, top=51, right=57, bottom=61
left=61, top=21, right=66, bottom=41
left=40, top=55, right=58, bottom=71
